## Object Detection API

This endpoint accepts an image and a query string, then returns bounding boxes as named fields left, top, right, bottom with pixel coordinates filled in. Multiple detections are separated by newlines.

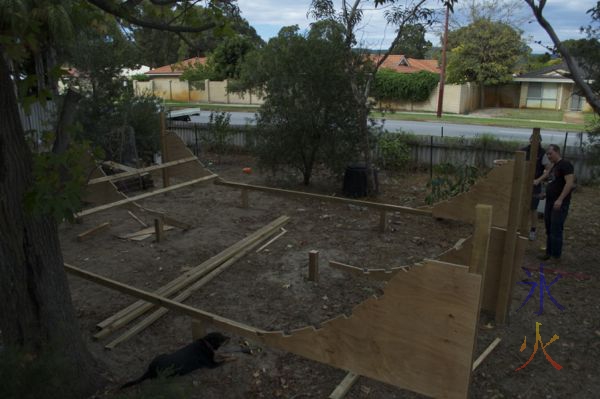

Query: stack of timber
left=92, top=215, right=290, bottom=349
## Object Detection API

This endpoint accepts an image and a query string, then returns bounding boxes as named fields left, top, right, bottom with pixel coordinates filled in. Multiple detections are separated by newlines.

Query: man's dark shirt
left=522, top=144, right=545, bottom=178
left=546, top=159, right=574, bottom=205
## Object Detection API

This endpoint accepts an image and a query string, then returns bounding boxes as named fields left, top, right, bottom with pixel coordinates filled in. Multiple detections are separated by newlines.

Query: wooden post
left=495, top=151, right=526, bottom=324
left=160, top=112, right=170, bottom=188
left=519, top=128, right=541, bottom=234
left=241, top=189, right=249, bottom=208
left=470, top=205, right=493, bottom=276
left=379, top=211, right=388, bottom=233
left=154, top=217, right=164, bottom=243
left=308, top=250, right=319, bottom=282
left=191, top=319, right=208, bottom=340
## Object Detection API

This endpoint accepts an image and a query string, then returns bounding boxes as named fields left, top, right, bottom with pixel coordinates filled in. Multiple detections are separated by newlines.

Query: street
left=188, top=110, right=587, bottom=147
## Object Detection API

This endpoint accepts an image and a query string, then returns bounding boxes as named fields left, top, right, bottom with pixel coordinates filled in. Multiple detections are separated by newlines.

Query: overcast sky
left=236, top=0, right=596, bottom=53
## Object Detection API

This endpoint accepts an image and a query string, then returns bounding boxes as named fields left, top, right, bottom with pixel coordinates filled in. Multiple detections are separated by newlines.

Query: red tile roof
left=370, top=54, right=440, bottom=74
left=146, top=57, right=207, bottom=75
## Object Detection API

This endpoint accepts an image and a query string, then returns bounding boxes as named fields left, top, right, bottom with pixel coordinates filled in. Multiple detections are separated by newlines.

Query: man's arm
left=553, top=174, right=575, bottom=209
left=534, top=163, right=552, bottom=185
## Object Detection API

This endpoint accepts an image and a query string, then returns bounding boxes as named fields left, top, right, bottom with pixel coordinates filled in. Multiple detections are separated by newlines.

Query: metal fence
left=167, top=120, right=595, bottom=180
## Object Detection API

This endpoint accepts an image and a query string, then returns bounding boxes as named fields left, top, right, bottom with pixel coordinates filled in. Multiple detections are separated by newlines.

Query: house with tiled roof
left=370, top=54, right=440, bottom=74
left=513, top=60, right=591, bottom=112
left=145, top=57, right=207, bottom=78
left=133, top=57, right=263, bottom=105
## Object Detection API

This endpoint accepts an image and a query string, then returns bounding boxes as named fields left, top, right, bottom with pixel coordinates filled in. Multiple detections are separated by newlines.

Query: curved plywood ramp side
left=221, top=260, right=482, bottom=399
left=432, top=161, right=514, bottom=228
left=66, top=259, right=482, bottom=398
left=82, top=156, right=131, bottom=207
left=162, top=132, right=215, bottom=181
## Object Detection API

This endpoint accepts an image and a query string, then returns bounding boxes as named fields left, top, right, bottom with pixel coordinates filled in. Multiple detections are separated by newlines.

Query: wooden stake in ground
left=154, top=218, right=164, bottom=243
left=160, top=112, right=170, bottom=187
left=308, top=250, right=319, bottom=282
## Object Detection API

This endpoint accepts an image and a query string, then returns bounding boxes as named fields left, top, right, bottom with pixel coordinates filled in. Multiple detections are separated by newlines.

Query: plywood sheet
left=162, top=132, right=214, bottom=181
left=258, top=260, right=482, bottom=399
left=432, top=162, right=514, bottom=228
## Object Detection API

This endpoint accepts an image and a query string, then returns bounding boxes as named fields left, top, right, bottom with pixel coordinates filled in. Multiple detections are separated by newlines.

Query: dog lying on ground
left=120, top=332, right=232, bottom=389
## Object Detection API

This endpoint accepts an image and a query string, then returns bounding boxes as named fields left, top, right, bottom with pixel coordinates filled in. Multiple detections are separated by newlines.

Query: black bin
left=343, top=164, right=368, bottom=198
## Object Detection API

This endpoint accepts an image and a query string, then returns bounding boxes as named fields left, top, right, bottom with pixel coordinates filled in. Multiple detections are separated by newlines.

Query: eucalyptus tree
left=0, top=1, right=239, bottom=397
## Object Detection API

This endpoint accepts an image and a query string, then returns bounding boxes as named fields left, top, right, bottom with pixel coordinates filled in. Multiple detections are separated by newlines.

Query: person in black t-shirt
left=522, top=135, right=550, bottom=241
left=534, top=144, right=575, bottom=261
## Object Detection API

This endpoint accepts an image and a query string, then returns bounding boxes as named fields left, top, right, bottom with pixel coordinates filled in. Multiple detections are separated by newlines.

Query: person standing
left=535, top=144, right=575, bottom=261
left=522, top=136, right=550, bottom=241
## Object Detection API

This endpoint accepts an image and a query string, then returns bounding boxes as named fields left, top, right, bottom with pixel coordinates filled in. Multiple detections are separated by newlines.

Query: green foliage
left=209, top=35, right=258, bottom=79
left=426, top=162, right=481, bottom=205
left=206, top=111, right=233, bottom=161
left=0, top=346, right=87, bottom=399
left=376, top=132, right=414, bottom=170
left=77, top=92, right=162, bottom=163
left=131, top=74, right=150, bottom=81
left=179, top=62, right=217, bottom=88
left=236, top=22, right=363, bottom=185
left=24, top=141, right=100, bottom=221
left=373, top=69, right=439, bottom=102
left=585, top=116, right=600, bottom=177
left=390, top=24, right=432, bottom=58
left=132, top=2, right=263, bottom=68
left=446, top=19, right=529, bottom=86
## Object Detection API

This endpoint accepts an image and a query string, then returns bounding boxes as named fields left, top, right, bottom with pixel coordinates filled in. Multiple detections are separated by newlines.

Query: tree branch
left=525, top=0, right=600, bottom=114
left=86, top=0, right=218, bottom=33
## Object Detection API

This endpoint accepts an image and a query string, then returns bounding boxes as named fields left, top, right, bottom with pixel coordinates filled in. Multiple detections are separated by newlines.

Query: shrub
left=372, top=69, right=440, bottom=102
left=377, top=132, right=413, bottom=170
left=426, top=162, right=481, bottom=204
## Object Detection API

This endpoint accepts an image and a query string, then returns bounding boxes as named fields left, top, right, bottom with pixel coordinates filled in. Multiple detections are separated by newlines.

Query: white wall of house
left=377, top=82, right=480, bottom=114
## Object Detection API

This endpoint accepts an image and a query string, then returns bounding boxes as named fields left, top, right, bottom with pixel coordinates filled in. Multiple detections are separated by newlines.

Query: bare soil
left=61, top=154, right=600, bottom=399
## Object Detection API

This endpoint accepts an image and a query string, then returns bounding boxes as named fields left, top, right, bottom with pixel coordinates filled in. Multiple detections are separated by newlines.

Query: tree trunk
left=0, top=52, right=100, bottom=397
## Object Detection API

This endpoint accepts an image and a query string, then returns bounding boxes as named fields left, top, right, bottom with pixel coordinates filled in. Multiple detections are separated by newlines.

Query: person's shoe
left=537, top=253, right=551, bottom=261
left=529, top=230, right=536, bottom=241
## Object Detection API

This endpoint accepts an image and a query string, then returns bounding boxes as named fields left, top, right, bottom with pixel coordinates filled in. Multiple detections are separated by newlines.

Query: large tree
left=236, top=22, right=362, bottom=185
left=0, top=1, right=234, bottom=397
left=308, top=0, right=455, bottom=192
left=130, top=1, right=262, bottom=67
left=525, top=0, right=600, bottom=114
left=390, top=23, right=432, bottom=58
left=445, top=18, right=529, bottom=107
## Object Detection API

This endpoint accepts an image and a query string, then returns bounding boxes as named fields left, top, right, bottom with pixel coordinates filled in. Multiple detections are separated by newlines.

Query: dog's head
left=203, top=332, right=229, bottom=350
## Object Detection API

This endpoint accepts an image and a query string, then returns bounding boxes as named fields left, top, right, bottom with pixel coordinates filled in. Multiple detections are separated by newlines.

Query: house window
left=526, top=82, right=558, bottom=109
left=570, top=94, right=584, bottom=111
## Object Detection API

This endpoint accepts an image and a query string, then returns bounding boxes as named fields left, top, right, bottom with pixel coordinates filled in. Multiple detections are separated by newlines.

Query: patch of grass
left=502, top=108, right=564, bottom=121
left=372, top=111, right=586, bottom=131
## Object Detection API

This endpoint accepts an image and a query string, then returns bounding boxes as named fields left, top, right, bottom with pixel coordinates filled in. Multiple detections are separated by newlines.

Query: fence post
left=441, top=126, right=444, bottom=137
left=563, top=132, right=569, bottom=156
left=430, top=135, right=434, bottom=180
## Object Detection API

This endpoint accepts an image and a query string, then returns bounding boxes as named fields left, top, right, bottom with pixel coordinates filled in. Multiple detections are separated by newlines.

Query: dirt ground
left=61, top=153, right=600, bottom=399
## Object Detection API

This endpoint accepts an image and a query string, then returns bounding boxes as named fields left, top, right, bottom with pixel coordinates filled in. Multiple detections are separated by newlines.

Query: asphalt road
left=188, top=110, right=587, bottom=147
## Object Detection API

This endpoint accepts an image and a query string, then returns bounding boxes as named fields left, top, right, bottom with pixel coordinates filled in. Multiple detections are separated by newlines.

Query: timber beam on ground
left=93, top=216, right=290, bottom=339
left=76, top=174, right=218, bottom=218
left=214, top=179, right=432, bottom=217
left=89, top=157, right=198, bottom=185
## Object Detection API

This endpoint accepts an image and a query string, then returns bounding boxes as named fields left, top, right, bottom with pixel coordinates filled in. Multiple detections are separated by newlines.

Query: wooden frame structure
left=70, top=129, right=541, bottom=398
left=66, top=204, right=491, bottom=399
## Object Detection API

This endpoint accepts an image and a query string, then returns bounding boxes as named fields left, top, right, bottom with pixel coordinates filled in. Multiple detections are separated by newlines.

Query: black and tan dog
left=121, top=332, right=232, bottom=389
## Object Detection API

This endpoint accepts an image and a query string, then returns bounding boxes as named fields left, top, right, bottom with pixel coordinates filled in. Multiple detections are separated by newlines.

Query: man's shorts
left=531, top=184, right=542, bottom=210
